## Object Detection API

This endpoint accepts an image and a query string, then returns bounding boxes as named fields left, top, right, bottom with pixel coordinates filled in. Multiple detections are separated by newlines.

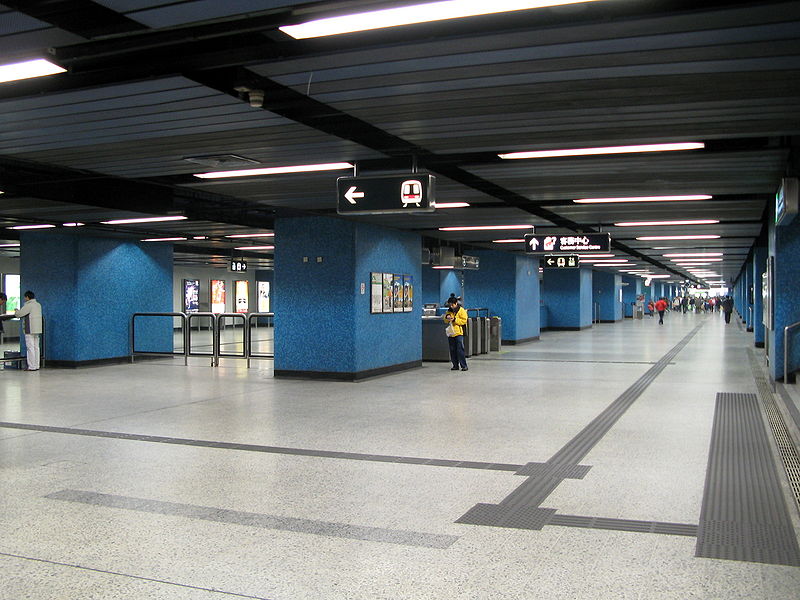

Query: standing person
left=14, top=290, right=42, bottom=371
left=721, top=295, right=734, bottom=324
left=647, top=299, right=655, bottom=317
left=681, top=296, right=689, bottom=313
left=655, top=297, right=668, bottom=325
left=0, top=292, right=6, bottom=337
left=443, top=296, right=468, bottom=371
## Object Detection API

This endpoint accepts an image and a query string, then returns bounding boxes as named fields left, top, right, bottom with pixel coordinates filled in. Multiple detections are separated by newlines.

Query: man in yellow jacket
left=443, top=296, right=469, bottom=371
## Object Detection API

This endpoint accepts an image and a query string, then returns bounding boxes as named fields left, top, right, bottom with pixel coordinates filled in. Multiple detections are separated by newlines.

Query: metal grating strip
left=748, top=349, right=800, bottom=512
left=695, top=393, right=800, bottom=566
left=550, top=514, right=698, bottom=537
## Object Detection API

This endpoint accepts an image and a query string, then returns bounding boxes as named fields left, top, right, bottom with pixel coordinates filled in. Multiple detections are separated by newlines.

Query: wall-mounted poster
left=211, top=279, right=226, bottom=313
left=3, top=273, right=20, bottom=313
left=382, top=273, right=393, bottom=312
left=183, top=279, right=199, bottom=313
left=403, top=275, right=413, bottom=312
left=235, top=280, right=249, bottom=313
left=370, top=272, right=383, bottom=313
left=257, top=281, right=270, bottom=312
left=392, top=274, right=403, bottom=312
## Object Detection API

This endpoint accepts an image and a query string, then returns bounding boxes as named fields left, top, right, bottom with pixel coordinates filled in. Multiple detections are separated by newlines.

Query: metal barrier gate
left=131, top=311, right=274, bottom=368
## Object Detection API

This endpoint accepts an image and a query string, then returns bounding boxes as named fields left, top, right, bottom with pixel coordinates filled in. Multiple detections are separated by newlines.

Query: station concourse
left=0, top=1, right=799, bottom=599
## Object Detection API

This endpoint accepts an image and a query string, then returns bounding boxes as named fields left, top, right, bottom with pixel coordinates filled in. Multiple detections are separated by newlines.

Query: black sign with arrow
left=524, top=233, right=611, bottom=253
left=542, top=254, right=580, bottom=269
left=337, top=173, right=436, bottom=215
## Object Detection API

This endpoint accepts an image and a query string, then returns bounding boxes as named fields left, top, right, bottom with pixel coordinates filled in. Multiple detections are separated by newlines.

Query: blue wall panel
left=542, top=267, right=592, bottom=329
left=421, top=266, right=440, bottom=305
left=621, top=276, right=641, bottom=317
left=20, top=232, right=173, bottom=362
left=592, top=270, right=622, bottom=322
left=769, top=213, right=800, bottom=380
left=752, top=246, right=766, bottom=345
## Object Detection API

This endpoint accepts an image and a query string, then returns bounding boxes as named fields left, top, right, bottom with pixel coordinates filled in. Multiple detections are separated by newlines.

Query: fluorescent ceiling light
left=435, top=202, right=471, bottom=209
left=101, top=216, right=188, bottom=225
left=636, top=235, right=720, bottom=241
left=663, top=252, right=723, bottom=257
left=643, top=274, right=671, bottom=279
left=673, top=262, right=714, bottom=266
left=140, top=237, right=187, bottom=242
left=492, top=238, right=525, bottom=243
left=0, top=58, right=66, bottom=84
left=573, top=195, right=711, bottom=204
left=194, top=162, right=353, bottom=179
left=193, top=236, right=208, bottom=240
left=581, top=259, right=630, bottom=264
left=224, top=233, right=275, bottom=238
left=671, top=258, right=723, bottom=263
left=0, top=243, right=20, bottom=247
left=279, top=0, right=604, bottom=39
left=439, top=225, right=533, bottom=231
left=432, top=265, right=455, bottom=269
left=7, top=224, right=56, bottom=230
left=500, top=142, right=704, bottom=160
left=62, top=222, right=84, bottom=227
left=614, top=219, right=719, bottom=227
left=234, top=246, right=274, bottom=251
left=577, top=253, right=615, bottom=258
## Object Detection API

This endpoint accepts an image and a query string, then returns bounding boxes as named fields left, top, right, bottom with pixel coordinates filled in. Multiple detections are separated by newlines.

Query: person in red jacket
left=655, top=297, right=668, bottom=325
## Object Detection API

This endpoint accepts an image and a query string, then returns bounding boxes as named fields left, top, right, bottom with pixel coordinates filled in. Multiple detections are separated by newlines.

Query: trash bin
left=489, top=317, right=502, bottom=351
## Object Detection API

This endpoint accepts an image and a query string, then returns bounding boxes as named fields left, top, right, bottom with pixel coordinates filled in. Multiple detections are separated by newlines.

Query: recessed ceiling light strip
left=500, top=142, right=704, bottom=160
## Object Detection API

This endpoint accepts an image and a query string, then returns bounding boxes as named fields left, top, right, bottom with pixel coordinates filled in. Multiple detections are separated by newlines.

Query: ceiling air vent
left=183, top=154, right=261, bottom=168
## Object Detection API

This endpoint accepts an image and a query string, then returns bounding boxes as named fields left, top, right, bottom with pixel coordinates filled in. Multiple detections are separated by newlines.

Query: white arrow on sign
left=546, top=258, right=555, bottom=266
left=529, top=237, right=539, bottom=250
left=344, top=186, right=365, bottom=204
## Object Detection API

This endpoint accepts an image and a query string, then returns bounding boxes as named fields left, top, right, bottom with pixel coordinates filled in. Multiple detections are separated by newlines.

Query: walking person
left=655, top=297, right=668, bottom=325
left=721, top=295, right=734, bottom=324
left=14, top=290, right=42, bottom=371
left=443, top=296, right=468, bottom=371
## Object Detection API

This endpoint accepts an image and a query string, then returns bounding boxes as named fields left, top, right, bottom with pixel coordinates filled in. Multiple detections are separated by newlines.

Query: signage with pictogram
left=524, top=233, right=611, bottom=254
left=337, top=174, right=435, bottom=215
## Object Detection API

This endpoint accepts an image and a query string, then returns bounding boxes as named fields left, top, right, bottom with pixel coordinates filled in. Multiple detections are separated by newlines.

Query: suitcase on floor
left=3, top=351, right=22, bottom=369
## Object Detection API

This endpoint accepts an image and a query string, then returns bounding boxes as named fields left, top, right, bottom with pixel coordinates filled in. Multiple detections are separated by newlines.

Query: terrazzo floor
left=1, top=311, right=798, bottom=599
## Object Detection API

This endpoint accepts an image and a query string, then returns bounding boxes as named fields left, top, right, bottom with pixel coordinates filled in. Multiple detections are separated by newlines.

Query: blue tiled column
left=541, top=267, right=592, bottom=330
left=753, top=246, right=767, bottom=347
left=592, top=270, right=623, bottom=322
left=768, top=212, right=800, bottom=382
left=420, top=266, right=440, bottom=305
left=744, top=257, right=754, bottom=331
left=19, top=231, right=173, bottom=366
left=273, top=216, right=422, bottom=380
left=621, top=275, right=641, bottom=317
left=462, top=250, right=540, bottom=343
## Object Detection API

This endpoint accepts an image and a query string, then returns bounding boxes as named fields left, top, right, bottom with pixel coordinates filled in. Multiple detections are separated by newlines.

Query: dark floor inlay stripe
left=0, top=421, right=521, bottom=472
left=46, top=489, right=459, bottom=549
left=458, top=323, right=704, bottom=530
left=695, top=393, right=800, bottom=566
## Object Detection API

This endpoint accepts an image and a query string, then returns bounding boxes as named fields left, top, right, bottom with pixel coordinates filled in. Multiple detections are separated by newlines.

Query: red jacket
left=655, top=299, right=668, bottom=311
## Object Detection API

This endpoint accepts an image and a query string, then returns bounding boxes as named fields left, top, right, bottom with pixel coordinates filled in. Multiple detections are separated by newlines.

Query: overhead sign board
left=337, top=173, right=435, bottom=215
left=775, top=177, right=798, bottom=226
left=542, top=254, right=580, bottom=269
left=229, top=259, right=247, bottom=273
left=524, top=233, right=611, bottom=254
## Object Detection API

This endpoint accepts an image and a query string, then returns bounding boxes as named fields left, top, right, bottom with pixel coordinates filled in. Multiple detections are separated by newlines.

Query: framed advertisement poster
left=3, top=273, right=20, bottom=313
left=210, top=279, right=226, bottom=313
left=235, top=280, right=249, bottom=313
left=257, top=281, right=270, bottom=312
left=403, top=275, right=413, bottom=312
left=370, top=272, right=383, bottom=313
left=392, top=274, right=403, bottom=312
left=382, top=273, right=393, bottom=312
left=183, top=279, right=199, bottom=313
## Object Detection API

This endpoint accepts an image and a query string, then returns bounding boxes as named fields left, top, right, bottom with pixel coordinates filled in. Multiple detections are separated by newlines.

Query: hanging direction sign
left=524, top=233, right=611, bottom=254
left=542, top=254, right=580, bottom=269
left=337, top=173, right=436, bottom=215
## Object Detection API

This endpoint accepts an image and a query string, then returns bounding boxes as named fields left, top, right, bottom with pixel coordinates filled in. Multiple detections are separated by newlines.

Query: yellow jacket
left=443, top=306, right=468, bottom=336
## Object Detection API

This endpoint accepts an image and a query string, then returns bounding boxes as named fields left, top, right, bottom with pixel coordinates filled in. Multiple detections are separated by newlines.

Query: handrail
left=215, top=312, right=247, bottom=365
left=465, top=307, right=489, bottom=317
left=131, top=312, right=187, bottom=365
left=785, top=320, right=800, bottom=384
left=187, top=312, right=216, bottom=365
left=247, top=312, right=274, bottom=367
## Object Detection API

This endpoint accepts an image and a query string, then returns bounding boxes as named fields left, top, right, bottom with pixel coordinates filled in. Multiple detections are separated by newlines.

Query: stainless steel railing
left=785, top=320, right=800, bottom=384
left=131, top=312, right=188, bottom=365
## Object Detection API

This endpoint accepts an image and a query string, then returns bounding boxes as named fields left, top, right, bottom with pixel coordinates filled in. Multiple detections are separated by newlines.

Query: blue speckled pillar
left=752, top=246, right=766, bottom=347
left=621, top=275, right=641, bottom=317
left=462, top=250, right=539, bottom=343
left=744, top=256, right=754, bottom=331
left=19, top=231, right=173, bottom=366
left=592, top=270, right=623, bottom=322
left=420, top=266, right=440, bottom=305
left=439, top=269, right=462, bottom=305
left=541, top=267, right=592, bottom=330
left=768, top=210, right=800, bottom=381
left=273, top=216, right=421, bottom=380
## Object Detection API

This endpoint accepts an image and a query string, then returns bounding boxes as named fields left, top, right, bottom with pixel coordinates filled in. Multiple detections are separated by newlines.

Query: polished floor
left=1, top=311, right=799, bottom=599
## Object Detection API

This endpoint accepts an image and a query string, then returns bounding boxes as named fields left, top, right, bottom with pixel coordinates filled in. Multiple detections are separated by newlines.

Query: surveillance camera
left=248, top=90, right=264, bottom=108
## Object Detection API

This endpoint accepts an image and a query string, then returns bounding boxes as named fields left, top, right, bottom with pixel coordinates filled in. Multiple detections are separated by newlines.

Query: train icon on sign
left=400, top=180, right=423, bottom=207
